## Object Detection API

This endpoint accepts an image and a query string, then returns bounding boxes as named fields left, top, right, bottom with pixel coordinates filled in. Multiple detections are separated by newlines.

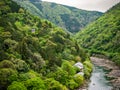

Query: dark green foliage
left=13, top=0, right=102, bottom=33
left=0, top=60, right=15, bottom=69
left=76, top=3, right=120, bottom=65
left=11, top=59, right=29, bottom=72
left=110, top=53, right=120, bottom=66
left=0, top=68, right=18, bottom=89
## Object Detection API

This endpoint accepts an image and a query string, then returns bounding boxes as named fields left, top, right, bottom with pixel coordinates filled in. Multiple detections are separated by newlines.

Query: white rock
left=77, top=72, right=84, bottom=76
left=74, top=62, right=83, bottom=69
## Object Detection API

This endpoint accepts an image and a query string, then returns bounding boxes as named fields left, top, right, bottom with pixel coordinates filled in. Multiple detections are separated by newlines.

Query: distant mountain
left=76, top=3, right=120, bottom=65
left=13, top=0, right=102, bottom=33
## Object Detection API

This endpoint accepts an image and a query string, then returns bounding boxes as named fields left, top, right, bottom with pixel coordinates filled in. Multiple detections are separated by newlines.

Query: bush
left=24, top=77, right=46, bottom=90
left=18, top=70, right=40, bottom=81
left=61, top=60, right=76, bottom=75
left=3, top=39, right=18, bottom=51
left=83, top=59, right=93, bottom=78
left=31, top=53, right=45, bottom=72
left=0, top=68, right=18, bottom=89
left=47, top=67, right=69, bottom=85
left=44, top=78, right=68, bottom=90
left=0, top=60, right=15, bottom=69
left=66, top=79, right=78, bottom=89
left=74, top=74, right=84, bottom=86
left=11, top=59, right=29, bottom=72
left=7, top=81, right=27, bottom=90
left=111, top=53, right=120, bottom=66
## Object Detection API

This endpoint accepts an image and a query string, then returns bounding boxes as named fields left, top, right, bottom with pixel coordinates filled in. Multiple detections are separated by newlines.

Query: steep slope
left=13, top=0, right=102, bottom=33
left=0, top=0, right=92, bottom=90
left=76, top=3, right=120, bottom=65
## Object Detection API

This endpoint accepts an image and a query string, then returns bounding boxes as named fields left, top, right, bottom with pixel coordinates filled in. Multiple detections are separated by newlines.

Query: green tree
left=0, top=60, right=15, bottom=69
left=44, top=78, right=68, bottom=90
left=18, top=8, right=24, bottom=13
left=47, top=67, right=69, bottom=85
left=61, top=60, right=76, bottom=75
left=66, top=79, right=78, bottom=89
left=7, top=81, right=27, bottom=90
left=11, top=59, right=29, bottom=72
left=74, top=74, right=84, bottom=86
left=83, top=60, right=93, bottom=78
left=25, top=77, right=46, bottom=90
left=0, top=68, right=18, bottom=89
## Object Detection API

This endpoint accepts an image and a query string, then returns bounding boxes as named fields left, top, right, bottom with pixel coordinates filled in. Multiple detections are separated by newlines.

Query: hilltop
left=13, top=0, right=102, bottom=33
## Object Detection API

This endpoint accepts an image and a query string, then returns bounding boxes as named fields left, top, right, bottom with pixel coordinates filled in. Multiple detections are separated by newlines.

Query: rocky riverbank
left=90, top=57, right=120, bottom=89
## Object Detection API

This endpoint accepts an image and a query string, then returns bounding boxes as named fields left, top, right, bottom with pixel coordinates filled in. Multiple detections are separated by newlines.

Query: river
left=87, top=65, right=113, bottom=90
left=78, top=57, right=120, bottom=90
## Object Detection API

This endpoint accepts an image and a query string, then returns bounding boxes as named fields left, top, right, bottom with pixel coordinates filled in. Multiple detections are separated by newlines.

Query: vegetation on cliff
left=76, top=3, right=120, bottom=65
left=0, top=0, right=92, bottom=89
left=13, top=0, right=102, bottom=33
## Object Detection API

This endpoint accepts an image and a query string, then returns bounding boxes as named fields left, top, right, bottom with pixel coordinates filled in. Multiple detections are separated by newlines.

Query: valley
left=13, top=0, right=102, bottom=33
left=0, top=0, right=120, bottom=90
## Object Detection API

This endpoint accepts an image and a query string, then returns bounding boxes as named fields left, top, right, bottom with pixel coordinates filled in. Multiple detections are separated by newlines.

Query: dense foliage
left=0, top=0, right=92, bottom=90
left=76, top=3, right=120, bottom=65
left=13, top=0, right=102, bottom=33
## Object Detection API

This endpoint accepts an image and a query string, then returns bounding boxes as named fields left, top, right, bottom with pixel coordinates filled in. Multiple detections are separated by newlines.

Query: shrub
left=31, top=53, right=45, bottom=72
left=0, top=60, right=15, bottom=69
left=11, top=59, right=29, bottom=72
left=66, top=79, right=78, bottom=89
left=111, top=53, right=120, bottom=66
left=0, top=68, right=18, bottom=89
left=74, top=74, right=84, bottom=86
left=24, top=77, right=46, bottom=90
left=48, top=67, right=69, bottom=85
left=61, top=60, right=76, bottom=75
left=18, top=70, right=40, bottom=81
left=83, top=59, right=93, bottom=78
left=44, top=78, right=68, bottom=90
left=7, top=81, right=27, bottom=90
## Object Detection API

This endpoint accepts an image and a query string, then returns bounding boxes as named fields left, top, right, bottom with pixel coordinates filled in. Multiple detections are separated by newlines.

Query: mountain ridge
left=13, top=0, right=103, bottom=33
left=76, top=2, right=120, bottom=65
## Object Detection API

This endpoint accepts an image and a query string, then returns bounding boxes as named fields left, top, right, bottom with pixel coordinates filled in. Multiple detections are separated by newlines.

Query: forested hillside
left=13, top=0, right=102, bottom=33
left=0, top=0, right=92, bottom=90
left=76, top=3, right=120, bottom=65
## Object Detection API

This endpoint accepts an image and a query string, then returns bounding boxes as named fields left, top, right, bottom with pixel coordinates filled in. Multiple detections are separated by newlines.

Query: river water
left=87, top=65, right=113, bottom=90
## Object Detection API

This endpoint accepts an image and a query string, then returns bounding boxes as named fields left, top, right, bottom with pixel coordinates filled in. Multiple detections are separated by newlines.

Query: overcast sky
left=42, top=0, right=120, bottom=12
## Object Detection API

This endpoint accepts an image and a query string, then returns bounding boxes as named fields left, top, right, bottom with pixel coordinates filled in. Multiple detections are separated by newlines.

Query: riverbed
left=78, top=57, right=120, bottom=90
left=90, top=57, right=120, bottom=90
left=88, top=65, right=113, bottom=90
